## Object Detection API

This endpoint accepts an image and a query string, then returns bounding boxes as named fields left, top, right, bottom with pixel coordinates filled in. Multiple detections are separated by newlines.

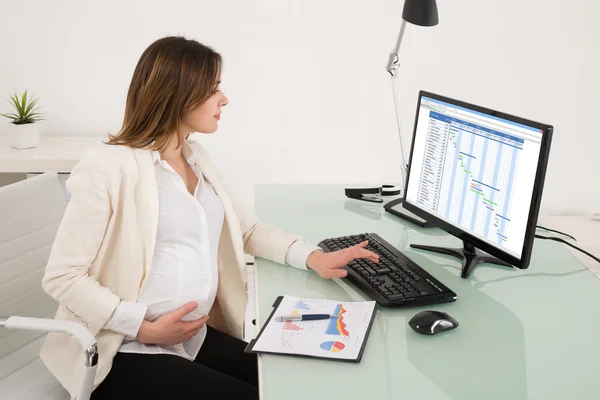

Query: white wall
left=0, top=0, right=598, bottom=214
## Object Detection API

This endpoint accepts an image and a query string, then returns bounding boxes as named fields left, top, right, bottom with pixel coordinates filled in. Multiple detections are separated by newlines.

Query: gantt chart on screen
left=406, top=97, right=543, bottom=257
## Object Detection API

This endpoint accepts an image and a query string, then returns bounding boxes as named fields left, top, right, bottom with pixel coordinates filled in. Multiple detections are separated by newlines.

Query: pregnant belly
left=138, top=250, right=213, bottom=322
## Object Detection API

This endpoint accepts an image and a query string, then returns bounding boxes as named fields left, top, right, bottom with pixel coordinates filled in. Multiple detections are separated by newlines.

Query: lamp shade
left=402, top=0, right=439, bottom=27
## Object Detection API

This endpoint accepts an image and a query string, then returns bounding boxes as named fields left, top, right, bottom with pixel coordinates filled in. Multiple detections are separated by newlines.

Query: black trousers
left=92, top=326, right=258, bottom=399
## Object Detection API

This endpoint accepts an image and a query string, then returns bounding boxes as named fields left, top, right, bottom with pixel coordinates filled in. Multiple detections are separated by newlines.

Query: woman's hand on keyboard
left=306, top=240, right=379, bottom=279
left=136, top=302, right=210, bottom=346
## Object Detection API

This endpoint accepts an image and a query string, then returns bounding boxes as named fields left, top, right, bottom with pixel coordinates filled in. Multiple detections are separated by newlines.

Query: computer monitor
left=403, top=91, right=553, bottom=279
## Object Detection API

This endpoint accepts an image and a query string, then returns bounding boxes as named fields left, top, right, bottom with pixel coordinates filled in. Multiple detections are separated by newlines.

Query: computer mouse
left=408, top=310, right=459, bottom=335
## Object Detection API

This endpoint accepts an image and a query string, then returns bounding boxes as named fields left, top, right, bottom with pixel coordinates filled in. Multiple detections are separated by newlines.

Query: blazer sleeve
left=233, top=195, right=304, bottom=266
left=219, top=178, right=303, bottom=266
left=42, top=149, right=121, bottom=335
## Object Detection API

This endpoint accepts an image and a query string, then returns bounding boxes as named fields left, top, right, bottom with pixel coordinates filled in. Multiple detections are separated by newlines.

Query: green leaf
left=10, top=92, right=24, bottom=117
left=9, top=92, right=18, bottom=105
left=8, top=94, right=16, bottom=113
left=24, top=98, right=38, bottom=117
left=31, top=107, right=42, bottom=119
left=27, top=112, right=44, bottom=122
left=21, top=90, right=28, bottom=115
left=23, top=92, right=30, bottom=117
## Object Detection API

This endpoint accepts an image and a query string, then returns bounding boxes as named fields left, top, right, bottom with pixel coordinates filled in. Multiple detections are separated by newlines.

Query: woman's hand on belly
left=136, top=301, right=210, bottom=346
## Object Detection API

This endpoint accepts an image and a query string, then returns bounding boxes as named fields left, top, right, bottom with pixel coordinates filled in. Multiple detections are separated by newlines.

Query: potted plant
left=1, top=90, right=43, bottom=149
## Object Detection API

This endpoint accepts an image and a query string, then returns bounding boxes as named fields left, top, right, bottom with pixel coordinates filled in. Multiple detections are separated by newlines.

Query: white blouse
left=103, top=147, right=319, bottom=360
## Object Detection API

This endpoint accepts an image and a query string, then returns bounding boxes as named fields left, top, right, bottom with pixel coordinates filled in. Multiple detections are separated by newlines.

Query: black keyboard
left=318, top=233, right=457, bottom=307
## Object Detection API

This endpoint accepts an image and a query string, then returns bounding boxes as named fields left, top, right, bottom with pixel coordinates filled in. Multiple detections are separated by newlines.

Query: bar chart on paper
left=415, top=113, right=523, bottom=247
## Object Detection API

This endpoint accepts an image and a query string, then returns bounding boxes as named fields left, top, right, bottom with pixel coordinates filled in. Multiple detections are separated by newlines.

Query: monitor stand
left=410, top=240, right=514, bottom=279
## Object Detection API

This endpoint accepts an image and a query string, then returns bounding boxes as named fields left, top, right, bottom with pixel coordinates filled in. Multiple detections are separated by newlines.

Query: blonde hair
left=107, top=36, right=222, bottom=152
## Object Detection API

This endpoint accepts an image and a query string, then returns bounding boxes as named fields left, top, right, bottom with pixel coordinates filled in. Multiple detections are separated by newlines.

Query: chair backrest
left=0, top=172, right=69, bottom=399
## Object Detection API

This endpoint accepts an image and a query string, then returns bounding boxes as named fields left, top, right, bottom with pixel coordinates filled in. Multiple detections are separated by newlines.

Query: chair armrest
left=0, top=316, right=98, bottom=400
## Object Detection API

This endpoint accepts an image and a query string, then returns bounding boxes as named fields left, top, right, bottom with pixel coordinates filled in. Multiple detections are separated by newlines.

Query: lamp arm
left=386, top=20, right=410, bottom=188
left=390, top=76, right=409, bottom=188
left=386, top=20, right=408, bottom=77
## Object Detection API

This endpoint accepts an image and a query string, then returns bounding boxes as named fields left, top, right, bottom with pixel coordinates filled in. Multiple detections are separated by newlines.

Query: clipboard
left=245, top=295, right=377, bottom=363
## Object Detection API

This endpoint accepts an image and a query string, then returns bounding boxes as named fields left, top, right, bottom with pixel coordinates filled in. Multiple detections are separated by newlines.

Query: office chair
left=0, top=172, right=97, bottom=400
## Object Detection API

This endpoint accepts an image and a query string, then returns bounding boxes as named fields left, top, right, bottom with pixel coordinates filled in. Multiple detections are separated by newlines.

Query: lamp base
left=384, top=197, right=434, bottom=228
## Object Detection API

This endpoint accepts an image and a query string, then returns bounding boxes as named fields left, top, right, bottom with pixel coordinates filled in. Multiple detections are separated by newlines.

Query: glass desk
left=254, top=185, right=600, bottom=400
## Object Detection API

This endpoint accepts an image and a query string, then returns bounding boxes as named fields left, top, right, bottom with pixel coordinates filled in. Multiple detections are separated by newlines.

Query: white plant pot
left=9, top=123, right=39, bottom=149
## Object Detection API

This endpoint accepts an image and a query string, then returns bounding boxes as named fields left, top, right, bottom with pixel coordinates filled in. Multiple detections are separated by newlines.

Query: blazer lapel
left=188, top=141, right=247, bottom=277
left=132, top=147, right=159, bottom=289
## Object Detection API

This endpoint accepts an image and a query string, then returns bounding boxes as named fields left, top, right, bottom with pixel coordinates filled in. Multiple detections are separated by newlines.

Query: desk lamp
left=383, top=0, right=438, bottom=227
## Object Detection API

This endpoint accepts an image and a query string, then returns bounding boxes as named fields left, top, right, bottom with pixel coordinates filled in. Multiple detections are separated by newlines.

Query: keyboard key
left=387, top=293, right=404, bottom=301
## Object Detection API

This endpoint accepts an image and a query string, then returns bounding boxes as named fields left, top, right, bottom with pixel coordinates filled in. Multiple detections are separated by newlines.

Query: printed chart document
left=246, top=295, right=377, bottom=362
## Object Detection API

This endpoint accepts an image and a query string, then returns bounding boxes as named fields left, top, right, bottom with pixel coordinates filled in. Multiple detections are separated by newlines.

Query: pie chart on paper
left=320, top=341, right=345, bottom=352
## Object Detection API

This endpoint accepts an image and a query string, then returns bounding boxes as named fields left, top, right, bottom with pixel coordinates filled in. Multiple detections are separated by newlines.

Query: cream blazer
left=40, top=138, right=303, bottom=399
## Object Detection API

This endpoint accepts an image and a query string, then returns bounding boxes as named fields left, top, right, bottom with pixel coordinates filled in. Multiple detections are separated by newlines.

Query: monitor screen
left=405, top=95, right=545, bottom=259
